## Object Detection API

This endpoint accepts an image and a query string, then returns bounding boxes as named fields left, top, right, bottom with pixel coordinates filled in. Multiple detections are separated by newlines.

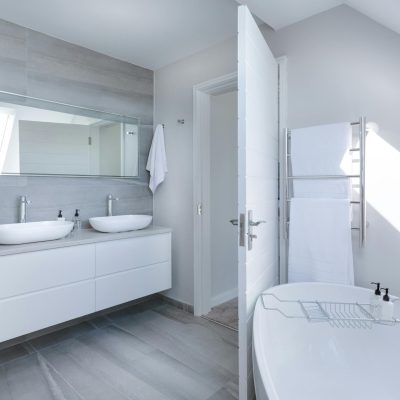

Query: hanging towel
left=288, top=198, right=354, bottom=285
left=146, top=124, right=168, bottom=193
left=290, top=123, right=352, bottom=199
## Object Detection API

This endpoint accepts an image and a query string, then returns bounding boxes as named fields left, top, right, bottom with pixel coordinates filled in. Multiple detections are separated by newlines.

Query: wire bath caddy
left=261, top=293, right=400, bottom=329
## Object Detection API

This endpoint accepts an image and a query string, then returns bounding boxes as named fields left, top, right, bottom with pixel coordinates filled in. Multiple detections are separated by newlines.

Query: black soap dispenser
left=370, top=282, right=381, bottom=317
left=380, top=288, right=394, bottom=321
left=73, top=209, right=81, bottom=231
left=57, top=210, right=65, bottom=221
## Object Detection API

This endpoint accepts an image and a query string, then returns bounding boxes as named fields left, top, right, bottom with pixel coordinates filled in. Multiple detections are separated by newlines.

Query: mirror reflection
left=0, top=94, right=139, bottom=177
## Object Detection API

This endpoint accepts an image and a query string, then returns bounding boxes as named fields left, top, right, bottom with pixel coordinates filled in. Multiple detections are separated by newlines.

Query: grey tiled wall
left=0, top=18, right=154, bottom=225
left=0, top=176, right=152, bottom=227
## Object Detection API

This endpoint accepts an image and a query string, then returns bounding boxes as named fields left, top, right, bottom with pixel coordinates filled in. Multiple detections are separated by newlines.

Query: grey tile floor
left=204, top=298, right=238, bottom=331
left=0, top=298, right=238, bottom=400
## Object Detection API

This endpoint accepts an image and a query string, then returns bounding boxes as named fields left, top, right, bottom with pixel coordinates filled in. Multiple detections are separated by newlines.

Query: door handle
left=230, top=219, right=239, bottom=226
left=247, top=210, right=265, bottom=250
left=249, top=220, right=266, bottom=227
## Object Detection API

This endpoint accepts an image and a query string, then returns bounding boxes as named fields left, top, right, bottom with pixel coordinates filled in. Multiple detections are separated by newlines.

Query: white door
left=238, top=6, right=279, bottom=399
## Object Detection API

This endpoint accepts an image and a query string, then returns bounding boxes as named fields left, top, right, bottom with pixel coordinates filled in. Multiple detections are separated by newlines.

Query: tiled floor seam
left=37, top=352, right=87, bottom=400
left=38, top=348, right=140, bottom=400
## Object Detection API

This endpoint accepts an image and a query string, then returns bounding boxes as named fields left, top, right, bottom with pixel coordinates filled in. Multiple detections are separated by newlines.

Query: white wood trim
left=193, top=59, right=287, bottom=316
left=193, top=72, right=238, bottom=316
left=277, top=56, right=288, bottom=285
left=238, top=6, right=280, bottom=398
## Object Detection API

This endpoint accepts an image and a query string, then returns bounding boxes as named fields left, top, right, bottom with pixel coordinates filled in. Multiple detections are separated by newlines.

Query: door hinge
left=196, top=203, right=203, bottom=216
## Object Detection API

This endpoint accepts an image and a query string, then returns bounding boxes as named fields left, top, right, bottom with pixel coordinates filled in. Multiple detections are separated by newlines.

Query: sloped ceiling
left=344, top=0, right=400, bottom=36
left=0, top=0, right=237, bottom=70
left=237, top=0, right=400, bottom=34
left=235, top=0, right=342, bottom=30
left=0, top=0, right=399, bottom=70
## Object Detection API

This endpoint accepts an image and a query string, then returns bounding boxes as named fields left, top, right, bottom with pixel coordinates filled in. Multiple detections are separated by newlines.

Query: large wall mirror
left=0, top=92, right=140, bottom=178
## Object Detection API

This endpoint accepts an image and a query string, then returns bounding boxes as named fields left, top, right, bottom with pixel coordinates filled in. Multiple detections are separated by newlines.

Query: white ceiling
left=237, top=0, right=400, bottom=34
left=236, top=0, right=342, bottom=30
left=0, top=0, right=237, bottom=70
left=343, top=0, right=400, bottom=36
left=0, top=0, right=399, bottom=71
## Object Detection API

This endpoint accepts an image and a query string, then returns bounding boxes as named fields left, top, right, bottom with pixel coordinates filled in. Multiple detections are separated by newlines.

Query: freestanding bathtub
left=253, top=282, right=400, bottom=400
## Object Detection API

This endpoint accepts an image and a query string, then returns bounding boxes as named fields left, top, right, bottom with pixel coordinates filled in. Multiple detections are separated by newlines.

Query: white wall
left=154, top=4, right=400, bottom=304
left=263, top=5, right=400, bottom=295
left=154, top=37, right=237, bottom=305
left=210, top=91, right=238, bottom=305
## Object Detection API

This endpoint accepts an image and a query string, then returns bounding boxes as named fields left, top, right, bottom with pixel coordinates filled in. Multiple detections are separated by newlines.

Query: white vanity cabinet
left=0, top=245, right=96, bottom=342
left=95, top=234, right=171, bottom=310
left=0, top=229, right=171, bottom=343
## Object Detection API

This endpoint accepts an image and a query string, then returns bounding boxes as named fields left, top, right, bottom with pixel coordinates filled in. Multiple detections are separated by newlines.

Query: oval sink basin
left=89, top=215, right=152, bottom=233
left=0, top=220, right=74, bottom=245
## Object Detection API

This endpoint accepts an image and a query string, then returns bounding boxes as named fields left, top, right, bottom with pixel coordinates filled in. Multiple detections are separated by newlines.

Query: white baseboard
left=210, top=287, right=238, bottom=308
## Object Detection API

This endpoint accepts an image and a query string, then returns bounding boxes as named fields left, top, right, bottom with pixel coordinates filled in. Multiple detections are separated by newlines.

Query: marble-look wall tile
left=139, top=124, right=153, bottom=181
left=25, top=29, right=153, bottom=125
left=0, top=20, right=26, bottom=94
left=0, top=176, right=152, bottom=227
left=0, top=18, right=154, bottom=223
left=26, top=72, right=154, bottom=125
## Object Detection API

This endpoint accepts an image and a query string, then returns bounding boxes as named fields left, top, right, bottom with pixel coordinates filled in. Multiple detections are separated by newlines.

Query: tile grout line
left=41, top=337, right=141, bottom=400
left=111, top=317, right=238, bottom=388
left=37, top=351, right=88, bottom=400
left=200, top=316, right=239, bottom=333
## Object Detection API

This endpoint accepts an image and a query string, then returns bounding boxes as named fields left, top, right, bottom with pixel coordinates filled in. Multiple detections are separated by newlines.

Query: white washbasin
left=0, top=220, right=74, bottom=245
left=89, top=215, right=152, bottom=233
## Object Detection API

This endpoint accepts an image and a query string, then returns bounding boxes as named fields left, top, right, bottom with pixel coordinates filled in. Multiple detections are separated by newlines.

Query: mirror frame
left=0, top=90, right=142, bottom=179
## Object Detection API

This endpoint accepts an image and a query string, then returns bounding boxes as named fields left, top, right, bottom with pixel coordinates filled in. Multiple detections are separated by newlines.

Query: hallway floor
left=0, top=298, right=238, bottom=400
left=204, top=298, right=238, bottom=331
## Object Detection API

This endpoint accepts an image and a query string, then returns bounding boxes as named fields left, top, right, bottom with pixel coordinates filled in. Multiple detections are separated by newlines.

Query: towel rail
left=283, top=117, right=367, bottom=248
left=287, top=174, right=360, bottom=180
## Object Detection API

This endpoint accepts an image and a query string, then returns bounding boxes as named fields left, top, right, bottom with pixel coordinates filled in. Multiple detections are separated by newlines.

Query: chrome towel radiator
left=282, top=117, right=367, bottom=247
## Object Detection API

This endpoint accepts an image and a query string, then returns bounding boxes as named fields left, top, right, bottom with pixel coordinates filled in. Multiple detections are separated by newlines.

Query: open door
left=237, top=5, right=279, bottom=399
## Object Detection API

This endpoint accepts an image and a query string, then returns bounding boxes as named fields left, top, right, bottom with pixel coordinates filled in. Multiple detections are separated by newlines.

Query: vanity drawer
left=0, top=244, right=95, bottom=299
left=95, top=261, right=171, bottom=311
left=0, top=280, right=95, bottom=343
left=95, top=233, right=171, bottom=276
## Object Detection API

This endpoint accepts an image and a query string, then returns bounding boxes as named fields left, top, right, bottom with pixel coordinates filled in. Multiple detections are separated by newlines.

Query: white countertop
left=0, top=225, right=172, bottom=256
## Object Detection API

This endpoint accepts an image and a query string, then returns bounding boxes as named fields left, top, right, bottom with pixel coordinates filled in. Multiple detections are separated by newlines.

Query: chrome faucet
left=107, top=194, right=119, bottom=216
left=19, top=196, right=31, bottom=223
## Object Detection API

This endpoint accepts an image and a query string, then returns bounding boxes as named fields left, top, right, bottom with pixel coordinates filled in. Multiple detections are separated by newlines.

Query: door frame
left=193, top=72, right=238, bottom=317
left=192, top=58, right=287, bottom=317
left=277, top=56, right=288, bottom=284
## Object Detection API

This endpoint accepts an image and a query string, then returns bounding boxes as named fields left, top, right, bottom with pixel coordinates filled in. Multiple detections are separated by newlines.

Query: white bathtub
left=253, top=282, right=400, bottom=400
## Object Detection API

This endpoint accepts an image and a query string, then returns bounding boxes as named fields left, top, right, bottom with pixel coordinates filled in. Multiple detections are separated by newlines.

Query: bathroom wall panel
left=0, top=18, right=154, bottom=225
left=262, top=5, right=400, bottom=295
left=0, top=20, right=26, bottom=94
left=25, top=29, right=153, bottom=124
left=0, top=176, right=152, bottom=227
left=154, top=37, right=238, bottom=305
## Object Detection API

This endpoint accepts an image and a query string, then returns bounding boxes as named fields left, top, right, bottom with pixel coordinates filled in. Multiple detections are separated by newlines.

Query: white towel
left=290, top=123, right=352, bottom=199
left=146, top=124, right=168, bottom=193
left=288, top=198, right=354, bottom=285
